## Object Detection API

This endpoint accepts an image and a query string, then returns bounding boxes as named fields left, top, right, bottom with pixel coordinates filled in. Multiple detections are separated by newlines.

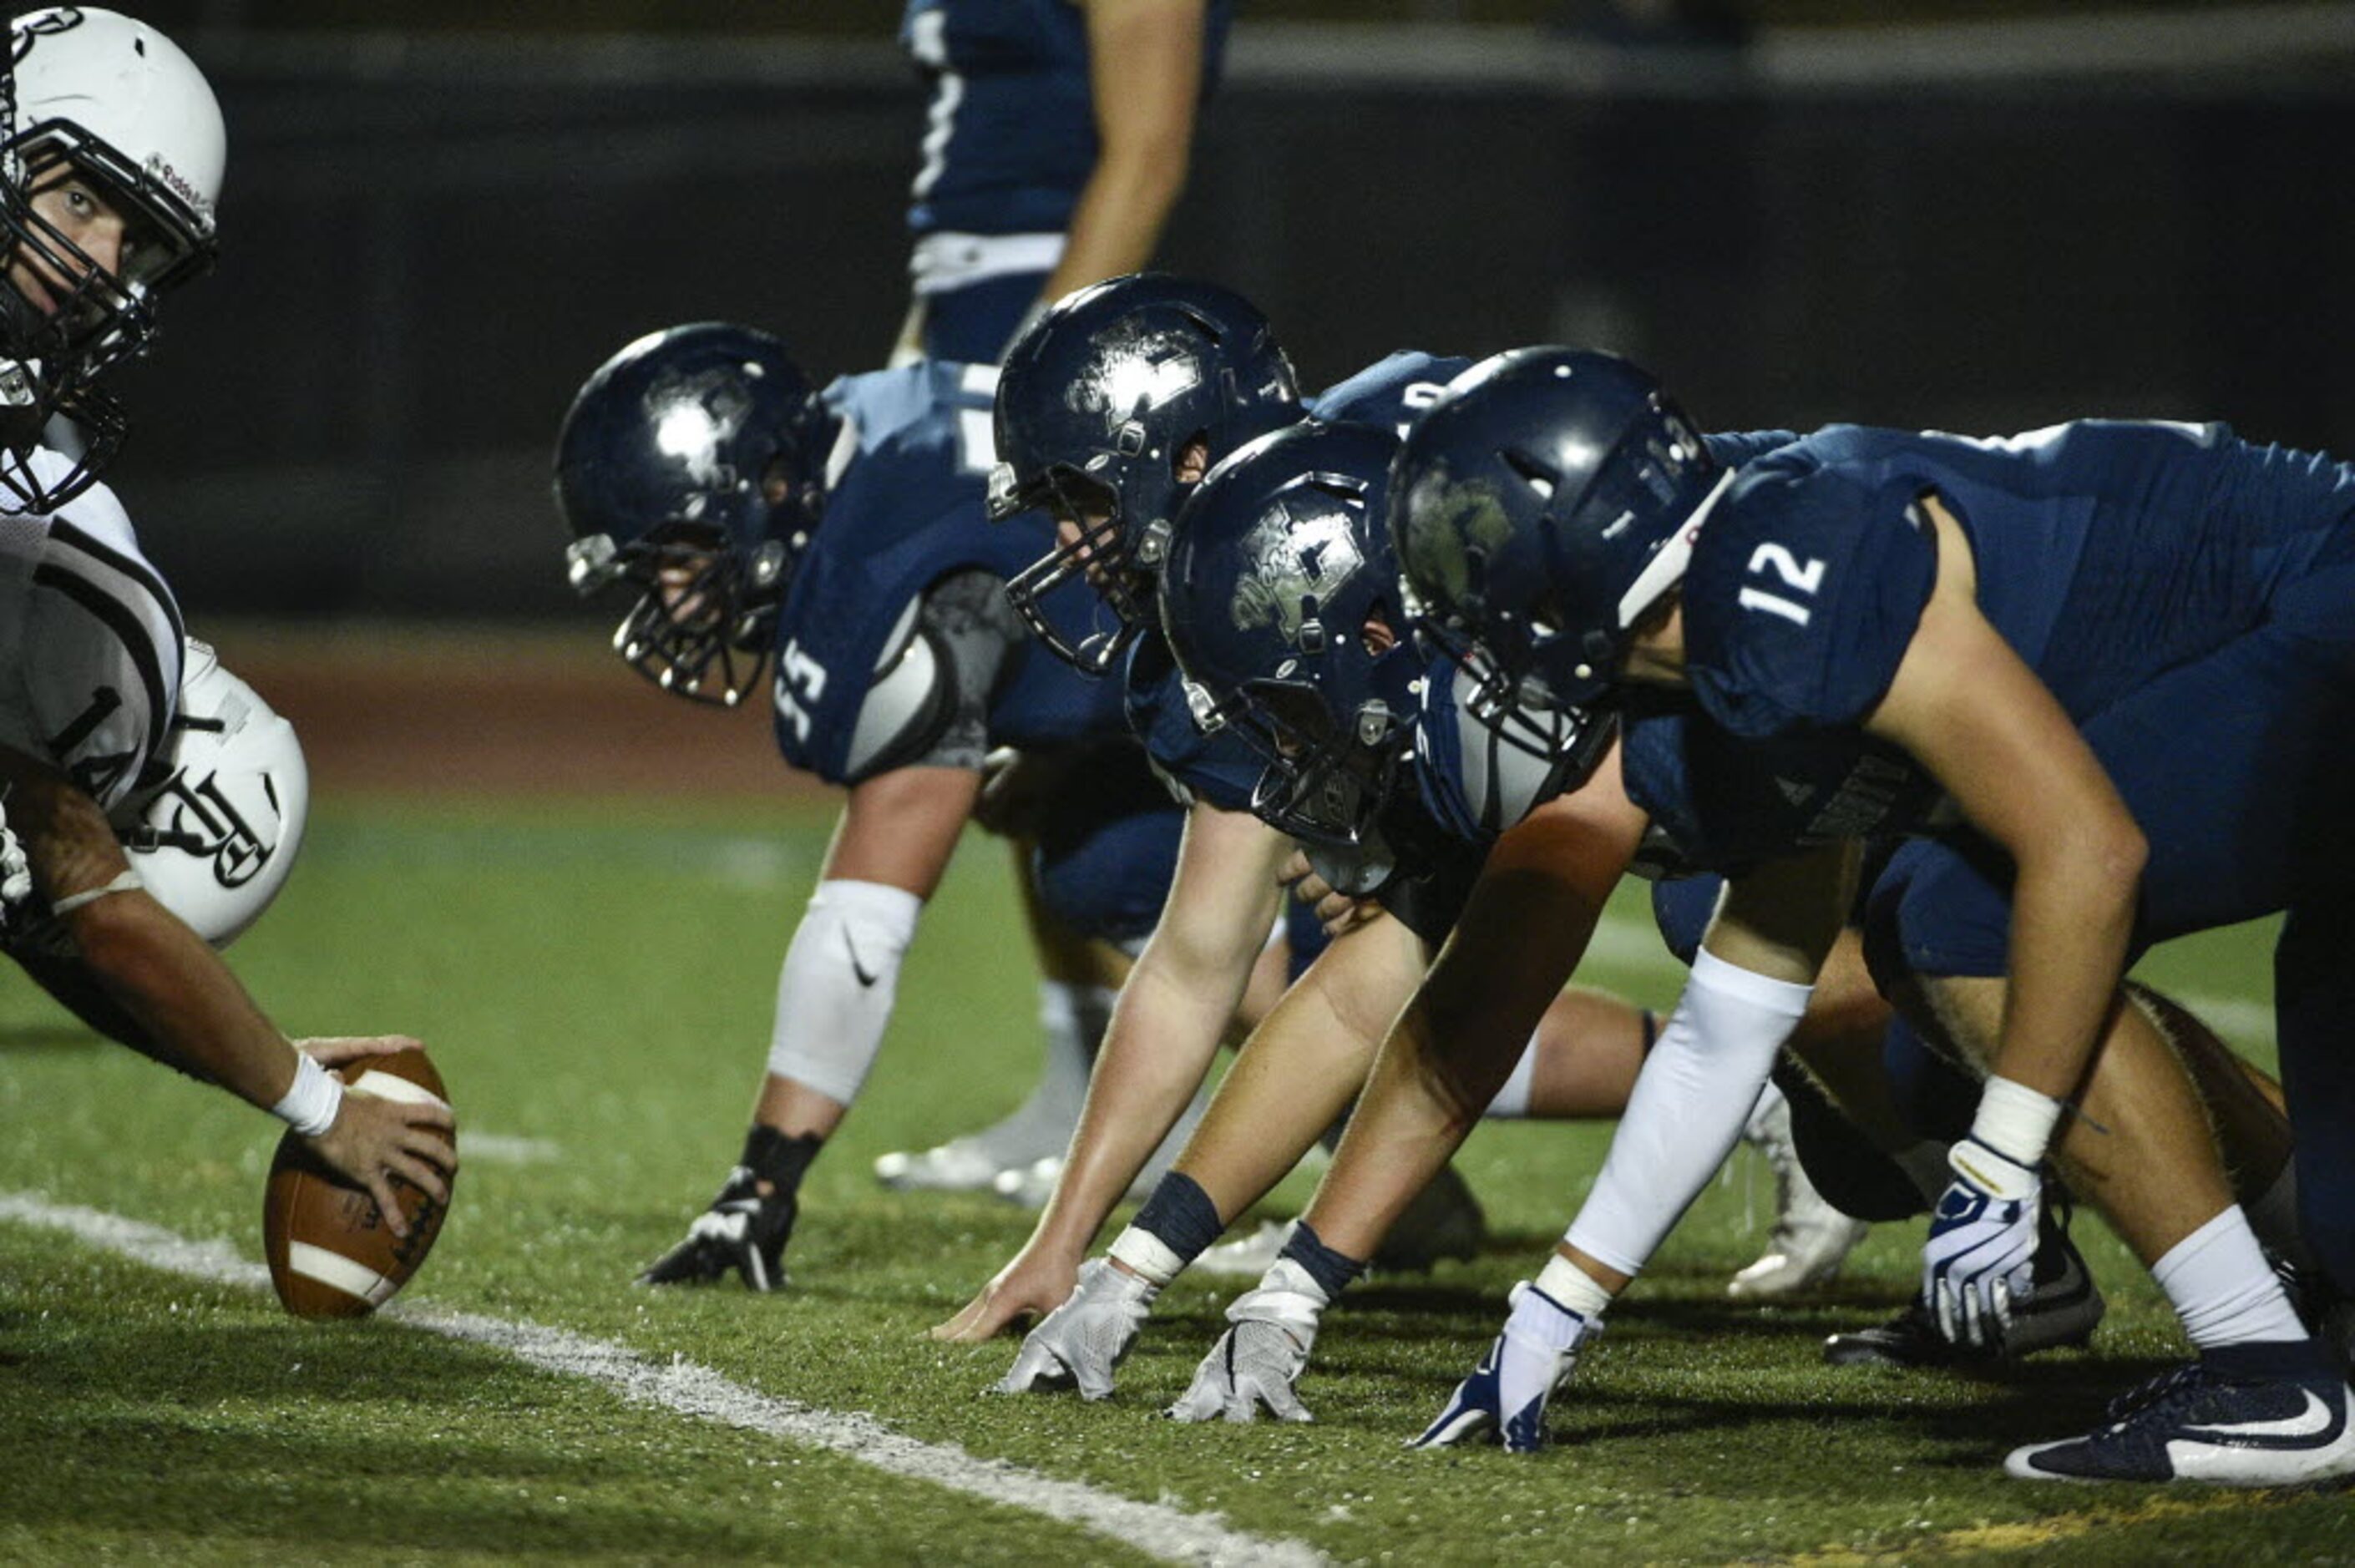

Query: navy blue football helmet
left=555, top=322, right=836, bottom=707
left=1158, top=418, right=1414, bottom=851
left=993, top=272, right=1301, bottom=677
left=1390, top=347, right=1729, bottom=733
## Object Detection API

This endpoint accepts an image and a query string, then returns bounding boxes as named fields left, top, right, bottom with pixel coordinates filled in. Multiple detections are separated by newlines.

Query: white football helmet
left=109, top=639, right=308, bottom=948
left=3, top=7, right=225, bottom=507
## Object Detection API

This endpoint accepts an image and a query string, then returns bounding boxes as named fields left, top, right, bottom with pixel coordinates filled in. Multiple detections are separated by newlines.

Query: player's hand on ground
left=1278, top=849, right=1381, bottom=939
left=1414, top=1281, right=1600, bottom=1454
left=991, top=1257, right=1161, bottom=1399
left=304, top=1069, right=456, bottom=1240
left=932, top=1242, right=1081, bottom=1342
left=1923, top=1137, right=2041, bottom=1350
left=1167, top=1259, right=1327, bottom=1424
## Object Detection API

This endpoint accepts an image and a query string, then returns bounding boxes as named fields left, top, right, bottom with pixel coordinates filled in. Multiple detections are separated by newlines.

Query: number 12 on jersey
left=1738, top=543, right=1826, bottom=626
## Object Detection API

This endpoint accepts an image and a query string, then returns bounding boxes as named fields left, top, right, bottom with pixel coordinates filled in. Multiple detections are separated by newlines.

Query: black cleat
left=1826, top=1201, right=2103, bottom=1367
left=636, top=1164, right=797, bottom=1291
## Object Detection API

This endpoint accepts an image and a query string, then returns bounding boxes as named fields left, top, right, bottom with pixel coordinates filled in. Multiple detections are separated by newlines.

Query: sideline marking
left=0, top=1191, right=1325, bottom=1568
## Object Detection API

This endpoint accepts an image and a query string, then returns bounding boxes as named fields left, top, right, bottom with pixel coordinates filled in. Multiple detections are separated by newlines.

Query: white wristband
left=1108, top=1225, right=1186, bottom=1287
left=1969, top=1075, right=2064, bottom=1167
left=1534, top=1252, right=1614, bottom=1319
left=271, top=1053, right=345, bottom=1138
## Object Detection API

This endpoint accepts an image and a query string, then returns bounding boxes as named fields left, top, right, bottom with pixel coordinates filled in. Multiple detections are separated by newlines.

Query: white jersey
left=0, top=448, right=185, bottom=809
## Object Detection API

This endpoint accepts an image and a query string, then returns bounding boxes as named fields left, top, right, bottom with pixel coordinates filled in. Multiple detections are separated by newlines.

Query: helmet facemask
left=1228, top=666, right=1410, bottom=854
left=999, top=461, right=1163, bottom=677
left=2, top=4, right=225, bottom=513
left=571, top=519, right=785, bottom=709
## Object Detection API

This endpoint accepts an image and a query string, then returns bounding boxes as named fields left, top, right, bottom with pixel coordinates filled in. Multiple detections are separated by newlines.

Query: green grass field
left=3, top=797, right=2349, bottom=1564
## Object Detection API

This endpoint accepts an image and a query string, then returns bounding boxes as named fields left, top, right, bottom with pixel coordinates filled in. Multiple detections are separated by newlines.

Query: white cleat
left=874, top=1137, right=1020, bottom=1193
left=1195, top=1219, right=1297, bottom=1279
left=1729, top=1083, right=1869, bottom=1300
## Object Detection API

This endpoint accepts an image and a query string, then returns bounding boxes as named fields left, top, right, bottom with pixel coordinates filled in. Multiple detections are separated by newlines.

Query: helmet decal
left=1072, top=324, right=1203, bottom=437
left=1232, top=497, right=1365, bottom=646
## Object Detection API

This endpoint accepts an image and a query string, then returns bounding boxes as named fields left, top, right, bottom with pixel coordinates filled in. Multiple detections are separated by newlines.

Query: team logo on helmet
left=1231, top=498, right=1365, bottom=647
left=645, top=364, right=754, bottom=493
left=136, top=767, right=277, bottom=888
left=8, top=7, right=84, bottom=63
left=1068, top=325, right=1202, bottom=438
left=1399, top=465, right=1516, bottom=613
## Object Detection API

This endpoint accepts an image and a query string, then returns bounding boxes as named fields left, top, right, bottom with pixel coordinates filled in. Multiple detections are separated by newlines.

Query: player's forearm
left=1027, top=964, right=1236, bottom=1256
left=1175, top=917, right=1421, bottom=1216
left=1993, top=837, right=2144, bottom=1105
left=68, top=890, right=300, bottom=1109
left=1560, top=950, right=1813, bottom=1287
left=1295, top=999, right=1498, bottom=1261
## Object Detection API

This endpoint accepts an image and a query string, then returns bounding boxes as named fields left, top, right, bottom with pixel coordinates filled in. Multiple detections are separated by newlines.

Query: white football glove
left=1415, top=1280, right=1601, bottom=1454
left=1923, top=1136, right=2042, bottom=1350
left=1167, top=1258, right=1328, bottom=1424
left=994, top=1257, right=1161, bottom=1400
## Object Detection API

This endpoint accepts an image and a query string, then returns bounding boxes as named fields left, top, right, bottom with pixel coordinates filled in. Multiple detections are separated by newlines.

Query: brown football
left=263, top=1047, right=456, bottom=1319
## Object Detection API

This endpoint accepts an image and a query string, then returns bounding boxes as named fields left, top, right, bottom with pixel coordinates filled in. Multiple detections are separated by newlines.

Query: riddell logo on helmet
left=144, top=152, right=214, bottom=225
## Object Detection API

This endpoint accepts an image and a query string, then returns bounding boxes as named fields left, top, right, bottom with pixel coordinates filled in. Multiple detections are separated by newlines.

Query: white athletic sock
left=1482, top=1033, right=1542, bottom=1120
left=2152, top=1206, right=2311, bottom=1351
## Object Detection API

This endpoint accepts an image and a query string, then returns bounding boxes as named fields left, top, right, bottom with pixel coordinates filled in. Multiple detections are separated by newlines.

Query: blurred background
left=99, top=2, right=2355, bottom=620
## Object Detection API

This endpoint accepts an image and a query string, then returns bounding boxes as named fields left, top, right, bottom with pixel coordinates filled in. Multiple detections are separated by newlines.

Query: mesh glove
left=1167, top=1258, right=1328, bottom=1424
left=995, top=1257, right=1161, bottom=1400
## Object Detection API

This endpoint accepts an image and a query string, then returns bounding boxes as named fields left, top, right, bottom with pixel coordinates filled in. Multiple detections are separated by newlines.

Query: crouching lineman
left=0, top=9, right=451, bottom=1222
left=935, top=276, right=1861, bottom=1348
left=555, top=321, right=1307, bottom=1291
left=1254, top=349, right=2344, bottom=1485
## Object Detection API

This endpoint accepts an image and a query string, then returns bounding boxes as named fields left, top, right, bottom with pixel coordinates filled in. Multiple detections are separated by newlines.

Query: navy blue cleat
left=2006, top=1341, right=2355, bottom=1486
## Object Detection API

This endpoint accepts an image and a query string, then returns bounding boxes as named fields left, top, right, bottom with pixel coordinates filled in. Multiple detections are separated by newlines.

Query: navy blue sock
left=1279, top=1219, right=1367, bottom=1301
left=1131, top=1171, right=1225, bottom=1267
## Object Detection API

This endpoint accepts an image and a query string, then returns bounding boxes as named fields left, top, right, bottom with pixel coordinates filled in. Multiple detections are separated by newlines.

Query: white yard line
left=0, top=1192, right=1324, bottom=1568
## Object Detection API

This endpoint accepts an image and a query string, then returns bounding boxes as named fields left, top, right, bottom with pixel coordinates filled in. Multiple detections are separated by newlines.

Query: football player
left=556, top=321, right=1295, bottom=1290
left=997, top=413, right=2267, bottom=1404
left=893, top=0, right=1232, bottom=367
left=934, top=280, right=1862, bottom=1355
left=1272, top=348, right=2348, bottom=1485
left=0, top=9, right=453, bottom=1229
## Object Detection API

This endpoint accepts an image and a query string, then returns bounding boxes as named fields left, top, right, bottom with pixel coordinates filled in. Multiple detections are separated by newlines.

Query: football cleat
left=1826, top=1200, right=2102, bottom=1367
left=636, top=1165, right=796, bottom=1292
left=2006, top=1343, right=2355, bottom=1486
left=1728, top=1085, right=1870, bottom=1300
left=874, top=1136, right=1028, bottom=1195
left=1196, top=1219, right=1295, bottom=1280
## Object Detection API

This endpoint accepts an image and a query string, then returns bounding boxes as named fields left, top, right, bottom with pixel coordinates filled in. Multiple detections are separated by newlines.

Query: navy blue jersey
left=1687, top=420, right=2355, bottom=740
left=901, top=0, right=1233, bottom=239
left=772, top=361, right=1127, bottom=781
left=1122, top=628, right=1259, bottom=812
left=1308, top=352, right=1476, bottom=434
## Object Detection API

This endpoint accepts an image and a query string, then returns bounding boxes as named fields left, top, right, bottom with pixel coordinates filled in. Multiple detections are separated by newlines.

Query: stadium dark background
left=88, top=4, right=2355, bottom=617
